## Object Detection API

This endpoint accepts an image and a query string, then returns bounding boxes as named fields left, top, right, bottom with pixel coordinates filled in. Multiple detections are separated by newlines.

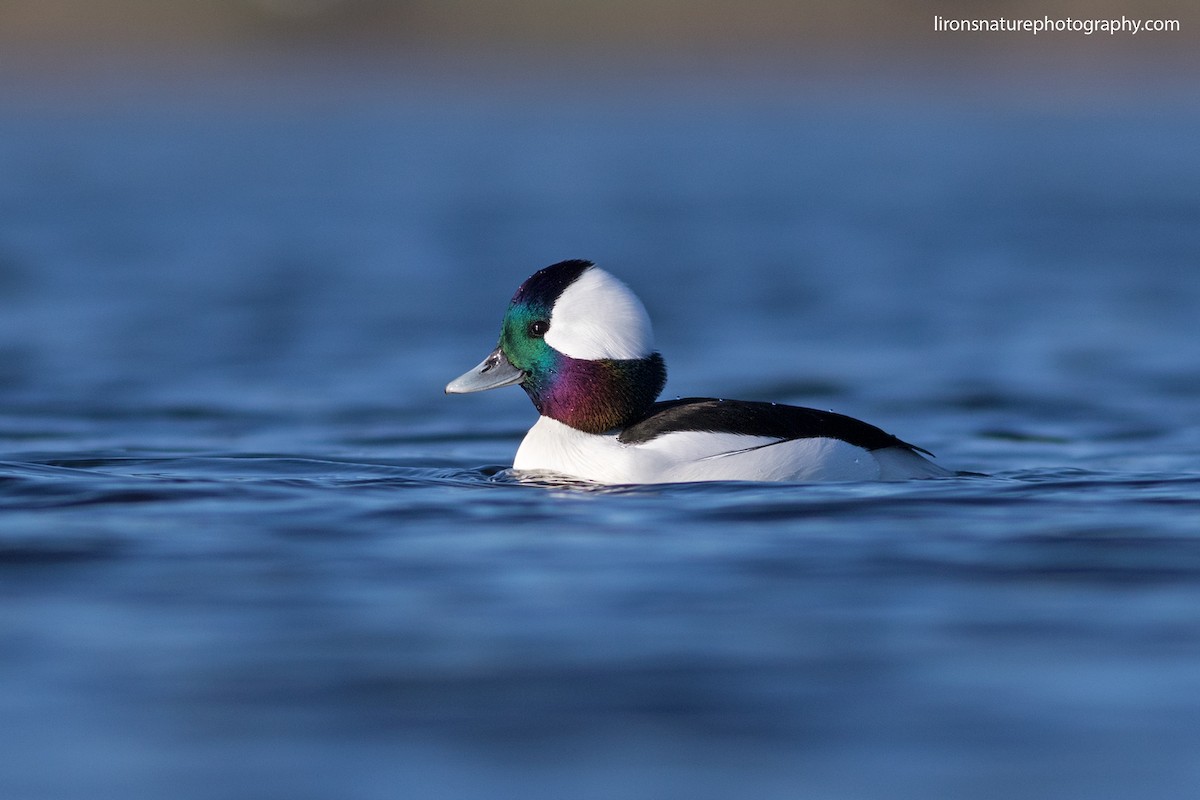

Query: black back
left=617, top=397, right=930, bottom=455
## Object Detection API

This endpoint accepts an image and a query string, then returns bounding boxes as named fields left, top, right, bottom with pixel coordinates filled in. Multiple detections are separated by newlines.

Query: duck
left=446, top=259, right=953, bottom=484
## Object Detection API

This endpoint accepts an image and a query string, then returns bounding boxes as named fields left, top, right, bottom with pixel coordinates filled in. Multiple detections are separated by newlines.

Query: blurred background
left=3, top=3, right=1200, bottom=800
left=2, top=0, right=1196, bottom=62
left=3, top=0, right=1197, bottom=421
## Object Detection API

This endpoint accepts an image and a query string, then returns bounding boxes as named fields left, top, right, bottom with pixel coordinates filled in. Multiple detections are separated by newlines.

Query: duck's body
left=515, top=400, right=950, bottom=483
left=447, top=260, right=952, bottom=484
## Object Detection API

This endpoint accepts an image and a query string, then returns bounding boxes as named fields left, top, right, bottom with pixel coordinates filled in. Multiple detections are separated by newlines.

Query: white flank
left=543, top=267, right=654, bottom=360
left=513, top=417, right=951, bottom=484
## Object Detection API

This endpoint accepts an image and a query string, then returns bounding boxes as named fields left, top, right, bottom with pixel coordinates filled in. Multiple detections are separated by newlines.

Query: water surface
left=2, top=69, right=1199, bottom=799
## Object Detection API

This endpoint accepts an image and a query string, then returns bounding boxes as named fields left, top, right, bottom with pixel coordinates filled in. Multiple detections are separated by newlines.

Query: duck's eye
left=527, top=319, right=550, bottom=338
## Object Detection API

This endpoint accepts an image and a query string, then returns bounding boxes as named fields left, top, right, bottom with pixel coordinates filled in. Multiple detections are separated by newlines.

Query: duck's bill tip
left=445, top=348, right=525, bottom=394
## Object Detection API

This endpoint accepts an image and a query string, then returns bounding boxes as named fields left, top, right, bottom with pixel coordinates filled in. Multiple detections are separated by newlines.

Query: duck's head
left=446, top=260, right=667, bottom=433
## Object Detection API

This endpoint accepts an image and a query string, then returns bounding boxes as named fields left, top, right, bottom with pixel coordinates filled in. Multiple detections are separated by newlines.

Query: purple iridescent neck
left=522, top=351, right=667, bottom=434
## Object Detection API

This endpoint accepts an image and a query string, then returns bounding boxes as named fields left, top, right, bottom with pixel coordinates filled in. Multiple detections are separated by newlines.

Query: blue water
left=3, top=69, right=1200, bottom=799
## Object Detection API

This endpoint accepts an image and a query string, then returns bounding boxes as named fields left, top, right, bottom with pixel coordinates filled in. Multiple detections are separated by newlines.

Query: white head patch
left=544, top=267, right=655, bottom=360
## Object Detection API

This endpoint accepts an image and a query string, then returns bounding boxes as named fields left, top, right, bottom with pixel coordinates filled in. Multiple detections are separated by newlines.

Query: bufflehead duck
left=446, top=260, right=952, bottom=483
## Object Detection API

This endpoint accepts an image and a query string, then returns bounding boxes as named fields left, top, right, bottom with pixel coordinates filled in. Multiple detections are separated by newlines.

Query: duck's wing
left=617, top=397, right=932, bottom=456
